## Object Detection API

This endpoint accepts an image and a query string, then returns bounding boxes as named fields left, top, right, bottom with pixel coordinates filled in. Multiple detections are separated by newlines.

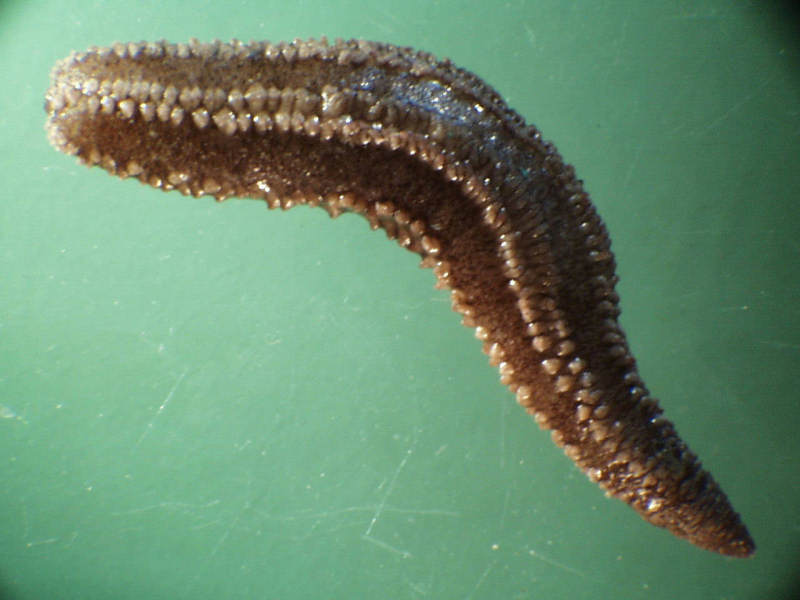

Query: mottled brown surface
left=45, top=38, right=754, bottom=557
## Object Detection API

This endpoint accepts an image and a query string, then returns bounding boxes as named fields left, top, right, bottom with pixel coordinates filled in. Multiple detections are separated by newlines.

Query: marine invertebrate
left=44, top=38, right=754, bottom=556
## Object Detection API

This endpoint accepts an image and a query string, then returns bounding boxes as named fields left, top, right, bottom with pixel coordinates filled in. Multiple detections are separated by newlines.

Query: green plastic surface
left=1, top=1, right=798, bottom=598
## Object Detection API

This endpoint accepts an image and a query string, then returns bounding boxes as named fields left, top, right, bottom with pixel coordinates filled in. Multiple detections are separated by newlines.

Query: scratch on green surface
left=0, top=403, right=27, bottom=424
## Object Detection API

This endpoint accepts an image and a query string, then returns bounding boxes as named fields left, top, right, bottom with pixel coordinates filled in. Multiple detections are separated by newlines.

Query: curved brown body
left=44, top=38, right=754, bottom=557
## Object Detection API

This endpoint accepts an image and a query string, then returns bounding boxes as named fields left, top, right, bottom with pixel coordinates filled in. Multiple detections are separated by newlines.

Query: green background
left=2, top=1, right=798, bottom=598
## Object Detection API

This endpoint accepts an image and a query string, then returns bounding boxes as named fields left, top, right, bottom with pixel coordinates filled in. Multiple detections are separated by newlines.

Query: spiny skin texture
left=45, top=38, right=754, bottom=557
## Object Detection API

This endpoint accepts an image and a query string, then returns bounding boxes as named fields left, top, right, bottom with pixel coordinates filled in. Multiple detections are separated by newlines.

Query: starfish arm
left=45, top=38, right=754, bottom=557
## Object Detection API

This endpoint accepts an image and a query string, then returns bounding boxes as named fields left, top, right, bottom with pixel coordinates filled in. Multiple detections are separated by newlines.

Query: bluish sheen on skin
left=44, top=38, right=754, bottom=557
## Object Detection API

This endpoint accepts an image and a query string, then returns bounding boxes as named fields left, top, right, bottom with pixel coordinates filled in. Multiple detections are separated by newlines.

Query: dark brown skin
left=45, top=38, right=755, bottom=557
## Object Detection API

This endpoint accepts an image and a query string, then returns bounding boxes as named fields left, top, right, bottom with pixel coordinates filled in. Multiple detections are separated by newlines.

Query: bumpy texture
left=45, top=38, right=754, bottom=557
